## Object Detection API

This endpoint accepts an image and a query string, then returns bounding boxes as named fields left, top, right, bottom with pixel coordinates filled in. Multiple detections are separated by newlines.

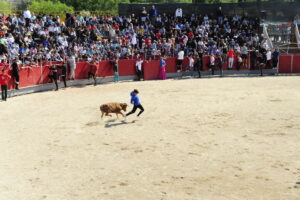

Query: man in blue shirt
left=126, top=89, right=144, bottom=117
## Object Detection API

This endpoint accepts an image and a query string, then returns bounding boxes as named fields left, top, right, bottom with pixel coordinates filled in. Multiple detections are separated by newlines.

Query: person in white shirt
left=23, top=9, right=32, bottom=27
left=188, top=55, right=194, bottom=71
left=69, top=55, right=76, bottom=80
left=177, top=49, right=184, bottom=72
left=175, top=8, right=183, bottom=18
left=266, top=49, right=272, bottom=69
left=135, top=57, right=143, bottom=81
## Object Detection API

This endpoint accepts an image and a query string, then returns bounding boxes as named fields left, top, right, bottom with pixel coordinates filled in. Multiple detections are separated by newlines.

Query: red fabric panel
left=97, top=61, right=114, bottom=77
left=166, top=57, right=177, bottom=73
left=75, top=62, right=89, bottom=79
left=292, top=55, right=300, bottom=73
left=119, top=59, right=137, bottom=76
left=279, top=55, right=292, bottom=73
left=143, top=60, right=160, bottom=80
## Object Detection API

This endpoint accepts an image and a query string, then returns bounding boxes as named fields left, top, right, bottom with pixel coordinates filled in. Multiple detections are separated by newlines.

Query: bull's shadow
left=104, top=119, right=136, bottom=128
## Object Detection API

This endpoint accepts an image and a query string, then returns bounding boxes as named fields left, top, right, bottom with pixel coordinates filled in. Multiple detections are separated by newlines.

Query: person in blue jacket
left=126, top=89, right=144, bottom=117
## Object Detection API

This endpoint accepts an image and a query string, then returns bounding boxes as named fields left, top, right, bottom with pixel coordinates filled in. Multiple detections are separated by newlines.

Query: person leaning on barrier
left=57, top=62, right=67, bottom=88
left=48, top=64, right=59, bottom=91
left=11, top=58, right=20, bottom=90
left=87, top=59, right=97, bottom=86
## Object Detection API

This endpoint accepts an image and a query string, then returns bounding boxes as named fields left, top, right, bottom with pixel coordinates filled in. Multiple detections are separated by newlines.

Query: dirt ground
left=0, top=76, right=300, bottom=200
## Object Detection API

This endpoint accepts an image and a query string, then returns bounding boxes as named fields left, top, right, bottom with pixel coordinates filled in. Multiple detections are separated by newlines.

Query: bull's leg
left=116, top=113, right=119, bottom=119
left=101, top=112, right=104, bottom=119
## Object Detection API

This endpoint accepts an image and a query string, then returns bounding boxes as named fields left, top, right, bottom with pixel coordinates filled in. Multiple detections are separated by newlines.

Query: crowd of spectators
left=0, top=6, right=279, bottom=70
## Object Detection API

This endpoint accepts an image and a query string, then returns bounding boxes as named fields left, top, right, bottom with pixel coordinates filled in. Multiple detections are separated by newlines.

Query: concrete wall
left=119, top=2, right=300, bottom=21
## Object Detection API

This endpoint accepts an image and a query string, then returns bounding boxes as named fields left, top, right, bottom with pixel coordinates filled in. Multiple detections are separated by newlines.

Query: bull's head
left=121, top=103, right=128, bottom=112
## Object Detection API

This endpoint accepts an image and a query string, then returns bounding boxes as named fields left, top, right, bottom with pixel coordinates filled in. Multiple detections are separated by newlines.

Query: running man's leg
left=93, top=74, right=97, bottom=86
left=62, top=76, right=67, bottom=87
left=126, top=106, right=138, bottom=116
left=3, top=85, right=7, bottom=100
left=1, top=85, right=5, bottom=100
left=137, top=105, right=144, bottom=117
left=54, top=79, right=58, bottom=90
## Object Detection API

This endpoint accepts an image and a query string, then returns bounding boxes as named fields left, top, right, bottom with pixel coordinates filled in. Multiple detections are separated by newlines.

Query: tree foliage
left=28, top=0, right=74, bottom=16
left=0, top=0, right=13, bottom=15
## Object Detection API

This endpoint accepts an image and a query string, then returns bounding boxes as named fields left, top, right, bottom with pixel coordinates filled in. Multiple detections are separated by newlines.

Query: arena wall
left=0, top=54, right=299, bottom=98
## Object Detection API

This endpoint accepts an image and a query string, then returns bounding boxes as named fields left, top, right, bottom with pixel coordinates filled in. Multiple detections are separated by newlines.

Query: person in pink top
left=227, top=48, right=234, bottom=70
left=159, top=57, right=167, bottom=80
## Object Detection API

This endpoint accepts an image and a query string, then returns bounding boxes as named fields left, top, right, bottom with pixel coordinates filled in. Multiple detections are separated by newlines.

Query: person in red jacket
left=0, top=68, right=11, bottom=101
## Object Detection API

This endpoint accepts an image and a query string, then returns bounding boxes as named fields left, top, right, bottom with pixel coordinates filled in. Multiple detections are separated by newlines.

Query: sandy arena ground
left=0, top=76, right=300, bottom=200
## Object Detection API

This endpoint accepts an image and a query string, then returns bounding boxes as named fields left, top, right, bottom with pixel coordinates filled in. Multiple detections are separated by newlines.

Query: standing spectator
left=23, top=9, right=31, bottom=27
left=257, top=52, right=265, bottom=76
left=188, top=54, right=194, bottom=76
left=11, top=59, right=20, bottom=90
left=194, top=53, right=202, bottom=78
left=159, top=57, right=166, bottom=80
left=215, top=53, right=223, bottom=76
left=57, top=62, right=67, bottom=88
left=48, top=65, right=59, bottom=91
left=266, top=49, right=272, bottom=69
left=111, top=57, right=119, bottom=82
left=216, top=7, right=224, bottom=24
left=0, top=68, right=11, bottom=101
left=69, top=55, right=76, bottom=80
left=237, top=54, right=243, bottom=71
left=227, top=48, right=234, bottom=70
left=140, top=7, right=148, bottom=22
left=135, top=57, right=143, bottom=81
left=149, top=5, right=158, bottom=22
left=177, top=49, right=184, bottom=72
left=250, top=48, right=258, bottom=70
left=240, top=44, right=248, bottom=68
left=272, top=48, right=280, bottom=68
left=175, top=8, right=183, bottom=19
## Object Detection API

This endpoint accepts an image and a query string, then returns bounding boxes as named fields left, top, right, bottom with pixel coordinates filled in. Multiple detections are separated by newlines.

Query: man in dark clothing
left=194, top=54, right=202, bottom=78
left=257, top=53, right=265, bottom=76
left=272, top=49, right=280, bottom=68
left=215, top=53, right=223, bottom=77
left=11, top=59, right=20, bottom=90
left=250, top=48, right=258, bottom=70
left=48, top=65, right=59, bottom=91
left=57, top=63, right=67, bottom=88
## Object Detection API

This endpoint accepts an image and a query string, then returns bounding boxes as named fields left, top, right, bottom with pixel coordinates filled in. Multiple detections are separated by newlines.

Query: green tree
left=0, top=0, right=13, bottom=15
left=28, top=0, right=74, bottom=16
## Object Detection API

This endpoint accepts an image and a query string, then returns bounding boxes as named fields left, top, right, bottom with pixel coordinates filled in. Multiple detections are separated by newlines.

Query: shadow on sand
left=105, top=120, right=137, bottom=128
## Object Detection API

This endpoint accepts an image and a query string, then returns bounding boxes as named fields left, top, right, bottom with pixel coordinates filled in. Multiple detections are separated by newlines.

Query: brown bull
left=100, top=103, right=128, bottom=119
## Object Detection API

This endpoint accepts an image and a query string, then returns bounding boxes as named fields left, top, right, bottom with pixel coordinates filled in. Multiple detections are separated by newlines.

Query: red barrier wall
left=1, top=54, right=299, bottom=91
left=292, top=55, right=300, bottom=73
left=279, top=55, right=292, bottom=73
